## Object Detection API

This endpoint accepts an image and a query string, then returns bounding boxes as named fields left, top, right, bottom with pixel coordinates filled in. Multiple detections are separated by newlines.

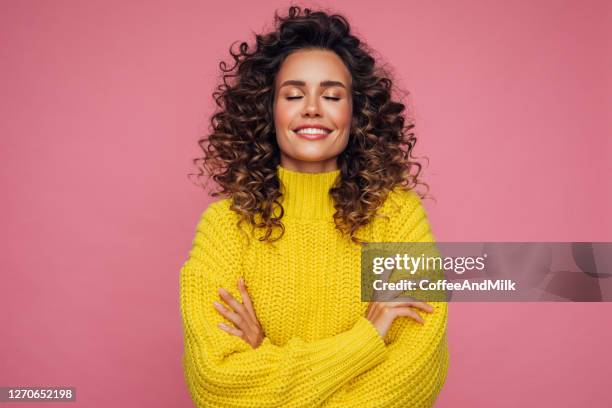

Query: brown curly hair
left=190, top=6, right=427, bottom=244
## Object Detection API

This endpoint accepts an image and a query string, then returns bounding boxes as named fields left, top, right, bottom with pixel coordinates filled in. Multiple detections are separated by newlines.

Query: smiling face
left=273, top=48, right=353, bottom=173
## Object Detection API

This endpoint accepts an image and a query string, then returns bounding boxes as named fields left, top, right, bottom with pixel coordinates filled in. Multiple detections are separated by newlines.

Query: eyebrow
left=279, top=80, right=348, bottom=89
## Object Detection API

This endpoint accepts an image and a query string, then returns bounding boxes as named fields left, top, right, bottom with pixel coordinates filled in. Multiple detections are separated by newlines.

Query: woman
left=181, top=7, right=448, bottom=407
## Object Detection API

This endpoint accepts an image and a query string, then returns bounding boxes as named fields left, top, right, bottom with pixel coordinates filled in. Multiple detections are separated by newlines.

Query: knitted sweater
left=180, top=166, right=449, bottom=408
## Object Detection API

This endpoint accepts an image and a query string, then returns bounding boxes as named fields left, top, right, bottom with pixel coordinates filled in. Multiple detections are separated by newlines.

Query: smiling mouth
left=292, top=127, right=333, bottom=135
left=291, top=128, right=334, bottom=140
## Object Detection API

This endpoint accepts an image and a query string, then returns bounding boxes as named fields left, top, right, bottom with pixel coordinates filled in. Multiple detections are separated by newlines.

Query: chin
left=292, top=153, right=333, bottom=163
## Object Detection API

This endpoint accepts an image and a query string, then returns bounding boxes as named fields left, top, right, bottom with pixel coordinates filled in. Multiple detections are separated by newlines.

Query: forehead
left=275, top=49, right=352, bottom=88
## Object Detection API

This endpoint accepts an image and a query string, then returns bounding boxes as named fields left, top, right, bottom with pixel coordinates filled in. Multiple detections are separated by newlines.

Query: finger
left=383, top=301, right=434, bottom=313
left=218, top=322, right=244, bottom=337
left=215, top=296, right=259, bottom=340
left=214, top=301, right=245, bottom=328
left=399, top=301, right=434, bottom=313
left=218, top=287, right=259, bottom=333
left=218, top=287, right=247, bottom=315
left=410, top=301, right=434, bottom=313
left=237, top=278, right=256, bottom=317
left=389, top=306, right=425, bottom=324
left=390, top=286, right=420, bottom=302
left=367, top=302, right=380, bottom=320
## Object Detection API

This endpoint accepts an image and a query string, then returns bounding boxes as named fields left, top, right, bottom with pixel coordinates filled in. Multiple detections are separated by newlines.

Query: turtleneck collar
left=277, top=165, right=340, bottom=220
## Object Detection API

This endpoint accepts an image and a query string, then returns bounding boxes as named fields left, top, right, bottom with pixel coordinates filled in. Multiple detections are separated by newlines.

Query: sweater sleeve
left=180, top=201, right=388, bottom=408
left=321, top=190, right=449, bottom=408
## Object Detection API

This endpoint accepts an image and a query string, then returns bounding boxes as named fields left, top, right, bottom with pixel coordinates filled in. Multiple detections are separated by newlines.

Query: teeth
left=296, top=128, right=330, bottom=135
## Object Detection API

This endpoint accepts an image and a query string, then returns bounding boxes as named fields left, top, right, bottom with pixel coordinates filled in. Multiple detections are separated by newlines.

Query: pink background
left=1, top=0, right=610, bottom=407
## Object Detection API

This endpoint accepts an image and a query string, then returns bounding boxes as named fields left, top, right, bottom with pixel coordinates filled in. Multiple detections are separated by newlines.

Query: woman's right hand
left=366, top=301, right=434, bottom=338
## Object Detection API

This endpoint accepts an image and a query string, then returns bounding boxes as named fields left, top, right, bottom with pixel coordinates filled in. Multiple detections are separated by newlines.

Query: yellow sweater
left=180, top=166, right=449, bottom=408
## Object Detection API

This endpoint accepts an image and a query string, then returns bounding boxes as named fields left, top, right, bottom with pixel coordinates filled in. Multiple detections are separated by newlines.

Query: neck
left=279, top=155, right=339, bottom=173
left=277, top=165, right=340, bottom=220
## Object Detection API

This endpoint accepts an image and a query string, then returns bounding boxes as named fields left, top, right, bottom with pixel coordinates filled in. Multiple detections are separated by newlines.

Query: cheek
left=329, top=103, right=352, bottom=128
left=274, top=100, right=298, bottom=129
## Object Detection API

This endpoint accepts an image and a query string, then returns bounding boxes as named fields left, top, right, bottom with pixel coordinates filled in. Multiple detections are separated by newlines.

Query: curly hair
left=190, top=6, right=427, bottom=244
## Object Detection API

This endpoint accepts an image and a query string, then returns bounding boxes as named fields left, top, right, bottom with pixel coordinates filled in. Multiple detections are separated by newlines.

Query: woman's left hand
left=213, top=277, right=264, bottom=349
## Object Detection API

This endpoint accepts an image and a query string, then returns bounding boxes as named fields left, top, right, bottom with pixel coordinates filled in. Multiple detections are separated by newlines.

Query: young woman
left=181, top=7, right=448, bottom=407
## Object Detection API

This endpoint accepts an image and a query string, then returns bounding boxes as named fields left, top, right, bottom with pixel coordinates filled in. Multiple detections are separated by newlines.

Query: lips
left=293, top=124, right=332, bottom=131
left=291, top=124, right=333, bottom=140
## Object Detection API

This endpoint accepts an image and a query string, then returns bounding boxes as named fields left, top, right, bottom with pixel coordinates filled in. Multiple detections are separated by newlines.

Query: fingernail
left=213, top=301, right=221, bottom=308
left=218, top=323, right=227, bottom=330
left=218, top=287, right=226, bottom=294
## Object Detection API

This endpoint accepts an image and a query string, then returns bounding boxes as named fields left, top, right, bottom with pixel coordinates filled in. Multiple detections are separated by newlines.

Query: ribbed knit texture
left=180, top=165, right=449, bottom=408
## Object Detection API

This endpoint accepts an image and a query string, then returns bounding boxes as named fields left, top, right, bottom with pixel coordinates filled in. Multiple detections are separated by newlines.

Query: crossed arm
left=181, top=195, right=448, bottom=407
left=211, top=277, right=448, bottom=408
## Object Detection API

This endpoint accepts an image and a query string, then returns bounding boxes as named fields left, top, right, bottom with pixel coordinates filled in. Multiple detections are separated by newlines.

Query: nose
left=301, top=95, right=321, bottom=117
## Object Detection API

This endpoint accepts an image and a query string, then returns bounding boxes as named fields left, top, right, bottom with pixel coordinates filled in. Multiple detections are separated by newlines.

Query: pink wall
left=1, top=0, right=610, bottom=406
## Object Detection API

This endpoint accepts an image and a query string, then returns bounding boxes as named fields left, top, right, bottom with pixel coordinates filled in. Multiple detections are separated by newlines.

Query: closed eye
left=286, top=96, right=341, bottom=101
